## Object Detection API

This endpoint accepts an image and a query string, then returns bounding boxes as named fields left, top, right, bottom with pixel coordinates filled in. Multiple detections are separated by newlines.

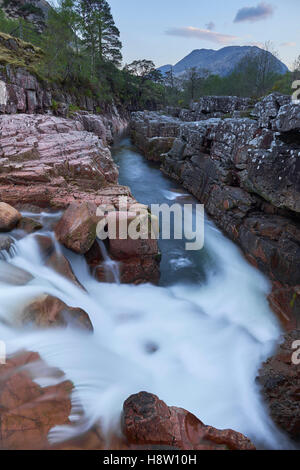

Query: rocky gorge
left=0, top=38, right=298, bottom=447
left=131, top=94, right=300, bottom=441
left=0, top=101, right=259, bottom=450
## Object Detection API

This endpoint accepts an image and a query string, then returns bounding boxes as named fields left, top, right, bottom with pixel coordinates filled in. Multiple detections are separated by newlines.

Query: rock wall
left=258, top=329, right=300, bottom=441
left=131, top=94, right=300, bottom=330
left=0, top=61, right=129, bottom=127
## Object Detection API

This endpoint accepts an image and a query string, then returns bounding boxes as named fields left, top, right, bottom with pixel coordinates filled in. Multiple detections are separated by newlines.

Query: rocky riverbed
left=0, top=108, right=257, bottom=451
left=131, top=94, right=300, bottom=441
left=0, top=88, right=298, bottom=449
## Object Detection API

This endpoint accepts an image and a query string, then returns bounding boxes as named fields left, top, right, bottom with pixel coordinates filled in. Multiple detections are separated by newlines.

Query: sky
left=106, top=0, right=299, bottom=69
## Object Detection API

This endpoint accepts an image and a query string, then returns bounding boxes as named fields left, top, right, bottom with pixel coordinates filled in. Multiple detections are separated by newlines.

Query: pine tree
left=77, top=0, right=122, bottom=71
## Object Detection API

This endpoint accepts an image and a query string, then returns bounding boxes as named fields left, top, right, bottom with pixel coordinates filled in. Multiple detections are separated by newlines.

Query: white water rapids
left=0, top=138, right=294, bottom=450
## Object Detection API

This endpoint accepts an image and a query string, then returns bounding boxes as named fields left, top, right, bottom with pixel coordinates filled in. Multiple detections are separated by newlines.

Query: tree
left=254, top=41, right=280, bottom=95
left=123, top=60, right=165, bottom=108
left=164, top=66, right=181, bottom=90
left=124, top=60, right=157, bottom=80
left=42, top=0, right=81, bottom=82
left=227, top=42, right=282, bottom=97
left=77, top=0, right=122, bottom=73
left=183, top=67, right=200, bottom=101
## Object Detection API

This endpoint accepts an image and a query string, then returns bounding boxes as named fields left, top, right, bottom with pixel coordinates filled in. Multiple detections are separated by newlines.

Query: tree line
left=0, top=0, right=165, bottom=109
left=0, top=2, right=299, bottom=110
left=163, top=43, right=300, bottom=105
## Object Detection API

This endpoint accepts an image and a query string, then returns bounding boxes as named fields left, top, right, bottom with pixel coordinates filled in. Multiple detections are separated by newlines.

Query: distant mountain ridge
left=158, top=46, right=288, bottom=77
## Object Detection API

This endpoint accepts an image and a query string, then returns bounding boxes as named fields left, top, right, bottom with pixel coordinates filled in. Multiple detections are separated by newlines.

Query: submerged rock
left=122, top=392, right=256, bottom=450
left=22, top=294, right=93, bottom=331
left=0, top=260, right=33, bottom=285
left=17, top=217, right=43, bottom=234
left=0, top=234, right=13, bottom=253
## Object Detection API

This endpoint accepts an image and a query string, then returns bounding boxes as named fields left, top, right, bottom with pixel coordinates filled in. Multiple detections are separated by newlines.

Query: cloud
left=281, top=41, right=296, bottom=47
left=234, top=2, right=274, bottom=23
left=165, top=27, right=239, bottom=45
left=205, top=22, right=215, bottom=31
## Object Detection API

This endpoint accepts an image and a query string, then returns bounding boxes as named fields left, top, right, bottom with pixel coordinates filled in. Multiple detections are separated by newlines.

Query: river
left=0, top=137, right=292, bottom=449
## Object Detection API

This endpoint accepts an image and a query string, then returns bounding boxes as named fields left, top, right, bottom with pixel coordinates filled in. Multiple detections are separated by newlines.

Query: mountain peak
left=158, top=46, right=288, bottom=77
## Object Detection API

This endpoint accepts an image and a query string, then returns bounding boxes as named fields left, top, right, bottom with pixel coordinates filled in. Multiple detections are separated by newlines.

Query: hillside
left=159, top=46, right=288, bottom=77
left=0, top=0, right=51, bottom=31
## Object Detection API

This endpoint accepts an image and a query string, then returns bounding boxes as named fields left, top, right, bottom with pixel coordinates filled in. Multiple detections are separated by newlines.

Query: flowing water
left=0, top=137, right=293, bottom=449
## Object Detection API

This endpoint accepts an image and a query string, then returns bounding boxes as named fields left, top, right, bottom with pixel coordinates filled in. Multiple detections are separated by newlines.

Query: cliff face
left=131, top=94, right=300, bottom=331
left=0, top=0, right=51, bottom=32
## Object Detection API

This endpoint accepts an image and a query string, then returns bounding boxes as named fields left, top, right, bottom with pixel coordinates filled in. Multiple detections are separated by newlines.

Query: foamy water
left=0, top=139, right=293, bottom=450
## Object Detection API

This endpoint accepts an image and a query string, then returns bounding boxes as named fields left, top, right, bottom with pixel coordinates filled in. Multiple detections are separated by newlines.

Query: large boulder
left=0, top=202, right=21, bottom=231
left=273, top=103, right=300, bottom=133
left=55, top=202, right=98, bottom=254
left=252, top=93, right=291, bottom=128
left=122, top=392, right=256, bottom=450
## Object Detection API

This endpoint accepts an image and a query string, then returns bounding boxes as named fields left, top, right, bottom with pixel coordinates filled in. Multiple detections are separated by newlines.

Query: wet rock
left=118, top=256, right=160, bottom=285
left=46, top=251, right=83, bottom=289
left=55, top=202, right=98, bottom=254
left=17, top=217, right=43, bottom=234
left=258, top=330, right=300, bottom=440
left=34, top=234, right=83, bottom=288
left=0, top=351, right=72, bottom=450
left=0, top=202, right=21, bottom=232
left=109, top=238, right=158, bottom=260
left=108, top=237, right=160, bottom=285
left=22, top=295, right=93, bottom=331
left=122, top=392, right=256, bottom=450
left=0, top=260, right=33, bottom=285
left=0, top=234, right=13, bottom=253
left=85, top=240, right=104, bottom=267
